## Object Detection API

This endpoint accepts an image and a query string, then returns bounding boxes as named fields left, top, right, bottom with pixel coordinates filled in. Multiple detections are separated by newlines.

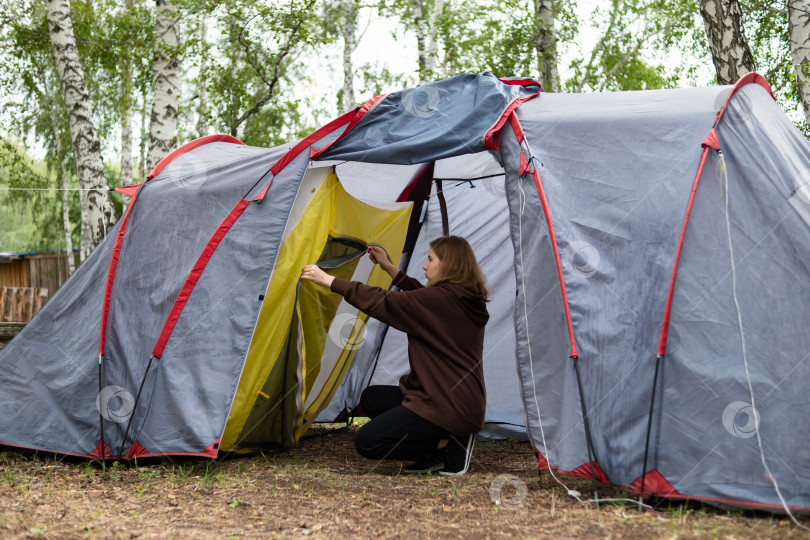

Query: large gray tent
left=1, top=72, right=809, bottom=512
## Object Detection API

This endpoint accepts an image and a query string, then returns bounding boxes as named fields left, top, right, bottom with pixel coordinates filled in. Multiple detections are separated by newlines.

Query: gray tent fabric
left=320, top=72, right=539, bottom=164
left=502, top=81, right=810, bottom=510
left=316, top=157, right=528, bottom=440
left=1, top=72, right=808, bottom=512
left=0, top=142, right=293, bottom=457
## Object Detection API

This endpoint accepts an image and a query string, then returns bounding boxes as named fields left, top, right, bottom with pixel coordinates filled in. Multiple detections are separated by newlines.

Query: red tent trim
left=116, top=439, right=218, bottom=460
left=537, top=452, right=806, bottom=511
left=88, top=440, right=113, bottom=460
left=268, top=108, right=359, bottom=178
left=508, top=111, right=579, bottom=359
left=484, top=79, right=542, bottom=151
left=308, top=94, right=387, bottom=162
left=534, top=449, right=609, bottom=483
left=147, top=134, right=245, bottom=180
left=151, top=198, right=251, bottom=359
left=125, top=440, right=150, bottom=458
left=656, top=73, right=769, bottom=356
left=113, top=184, right=141, bottom=197
left=98, top=191, right=140, bottom=354
left=714, top=72, right=774, bottom=125
left=656, top=145, right=711, bottom=356
left=628, top=469, right=681, bottom=497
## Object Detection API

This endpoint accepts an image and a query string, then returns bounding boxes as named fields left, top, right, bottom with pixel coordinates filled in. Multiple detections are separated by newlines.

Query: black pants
left=354, top=385, right=452, bottom=462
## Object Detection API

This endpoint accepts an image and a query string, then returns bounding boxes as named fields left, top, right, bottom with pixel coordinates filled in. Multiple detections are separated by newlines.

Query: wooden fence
left=0, top=287, right=48, bottom=323
left=0, top=322, right=25, bottom=351
left=0, top=250, right=78, bottom=323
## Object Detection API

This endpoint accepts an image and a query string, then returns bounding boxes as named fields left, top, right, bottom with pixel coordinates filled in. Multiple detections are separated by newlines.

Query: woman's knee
left=359, top=388, right=375, bottom=418
left=359, top=385, right=402, bottom=419
left=353, top=425, right=382, bottom=459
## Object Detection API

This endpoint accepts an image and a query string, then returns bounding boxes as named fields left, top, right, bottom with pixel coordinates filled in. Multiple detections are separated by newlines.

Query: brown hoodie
left=330, top=270, right=489, bottom=435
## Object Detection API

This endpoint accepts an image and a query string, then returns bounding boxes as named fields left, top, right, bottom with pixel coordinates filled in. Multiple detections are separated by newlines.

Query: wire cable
left=515, top=152, right=655, bottom=510
left=722, top=152, right=809, bottom=528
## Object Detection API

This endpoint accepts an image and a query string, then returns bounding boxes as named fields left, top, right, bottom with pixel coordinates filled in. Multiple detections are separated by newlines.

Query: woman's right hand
left=368, top=246, right=396, bottom=275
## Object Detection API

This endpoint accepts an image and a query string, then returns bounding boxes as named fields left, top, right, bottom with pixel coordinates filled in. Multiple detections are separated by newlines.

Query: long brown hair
left=428, top=236, right=488, bottom=301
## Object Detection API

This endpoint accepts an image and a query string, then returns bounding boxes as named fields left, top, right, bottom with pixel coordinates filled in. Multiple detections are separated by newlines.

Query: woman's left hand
left=301, top=264, right=335, bottom=288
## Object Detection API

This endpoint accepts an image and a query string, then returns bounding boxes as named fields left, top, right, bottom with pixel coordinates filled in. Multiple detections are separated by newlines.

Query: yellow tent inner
left=220, top=169, right=412, bottom=452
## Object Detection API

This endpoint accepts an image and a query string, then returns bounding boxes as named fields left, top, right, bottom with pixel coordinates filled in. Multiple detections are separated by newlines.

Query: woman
left=301, top=235, right=488, bottom=475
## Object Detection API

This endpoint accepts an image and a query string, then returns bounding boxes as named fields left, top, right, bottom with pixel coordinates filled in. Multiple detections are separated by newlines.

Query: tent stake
left=98, top=353, right=106, bottom=471
left=573, top=356, right=599, bottom=505
left=639, top=353, right=662, bottom=511
left=117, top=354, right=155, bottom=461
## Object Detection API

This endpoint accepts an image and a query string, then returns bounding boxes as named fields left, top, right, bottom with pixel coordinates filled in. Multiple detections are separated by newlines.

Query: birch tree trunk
left=60, top=161, right=76, bottom=274
left=139, top=86, right=148, bottom=179
left=120, top=1, right=135, bottom=189
left=120, top=94, right=134, bottom=213
left=426, top=0, right=443, bottom=76
left=48, top=110, right=76, bottom=275
left=789, top=0, right=810, bottom=126
left=121, top=66, right=134, bottom=189
left=46, top=0, right=115, bottom=261
left=413, top=0, right=429, bottom=82
left=412, top=0, right=443, bottom=82
left=699, top=0, right=756, bottom=84
left=534, top=0, right=559, bottom=92
left=148, top=0, right=181, bottom=172
left=340, top=0, right=358, bottom=112
left=196, top=18, right=210, bottom=137
left=121, top=107, right=133, bottom=187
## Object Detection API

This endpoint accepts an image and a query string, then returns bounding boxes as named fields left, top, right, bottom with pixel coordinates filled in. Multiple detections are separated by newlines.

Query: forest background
left=0, top=0, right=807, bottom=265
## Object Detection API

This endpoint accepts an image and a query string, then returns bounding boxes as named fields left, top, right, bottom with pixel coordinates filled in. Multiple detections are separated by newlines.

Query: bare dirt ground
left=0, top=424, right=808, bottom=539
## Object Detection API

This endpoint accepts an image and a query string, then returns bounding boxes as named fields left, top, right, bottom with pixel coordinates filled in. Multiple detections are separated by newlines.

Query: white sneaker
left=439, top=434, right=475, bottom=476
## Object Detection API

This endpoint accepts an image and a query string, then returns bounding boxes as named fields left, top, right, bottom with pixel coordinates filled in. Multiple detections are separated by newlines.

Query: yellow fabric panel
left=221, top=170, right=413, bottom=451
left=297, top=183, right=413, bottom=432
left=297, top=314, right=367, bottom=437
left=330, top=183, right=412, bottom=259
left=219, top=175, right=335, bottom=452
left=298, top=279, right=340, bottom=402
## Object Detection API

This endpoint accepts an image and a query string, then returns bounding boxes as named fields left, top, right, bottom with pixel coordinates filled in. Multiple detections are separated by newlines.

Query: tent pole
left=639, top=353, right=662, bottom=511
left=97, top=353, right=106, bottom=471
left=434, top=179, right=449, bottom=235
left=573, top=356, right=599, bottom=505
left=117, top=354, right=155, bottom=461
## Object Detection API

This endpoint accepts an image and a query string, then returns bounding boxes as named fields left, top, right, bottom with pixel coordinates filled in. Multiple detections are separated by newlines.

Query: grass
left=0, top=426, right=807, bottom=539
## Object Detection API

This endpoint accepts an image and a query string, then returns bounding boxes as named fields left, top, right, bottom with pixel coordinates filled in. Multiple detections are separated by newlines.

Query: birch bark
left=789, top=0, right=810, bottom=125
left=699, top=0, right=756, bottom=84
left=427, top=0, right=443, bottom=76
left=147, top=0, right=181, bottom=172
left=120, top=68, right=134, bottom=189
left=48, top=109, right=75, bottom=275
left=413, top=0, right=429, bottom=81
left=340, top=0, right=358, bottom=112
left=138, top=87, right=148, bottom=179
left=120, top=95, right=133, bottom=212
left=196, top=19, right=210, bottom=137
left=534, top=0, right=559, bottom=92
left=45, top=0, right=115, bottom=260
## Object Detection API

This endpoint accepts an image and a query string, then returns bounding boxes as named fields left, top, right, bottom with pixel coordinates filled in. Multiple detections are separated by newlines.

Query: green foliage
left=0, top=138, right=69, bottom=252
left=355, top=62, right=414, bottom=100
left=741, top=0, right=805, bottom=130
left=180, top=0, right=331, bottom=146
left=438, top=1, right=538, bottom=78
left=434, top=0, right=578, bottom=79
left=0, top=0, right=805, bottom=259
left=564, top=0, right=702, bottom=92
left=0, top=0, right=138, bottom=252
left=0, top=138, right=124, bottom=253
